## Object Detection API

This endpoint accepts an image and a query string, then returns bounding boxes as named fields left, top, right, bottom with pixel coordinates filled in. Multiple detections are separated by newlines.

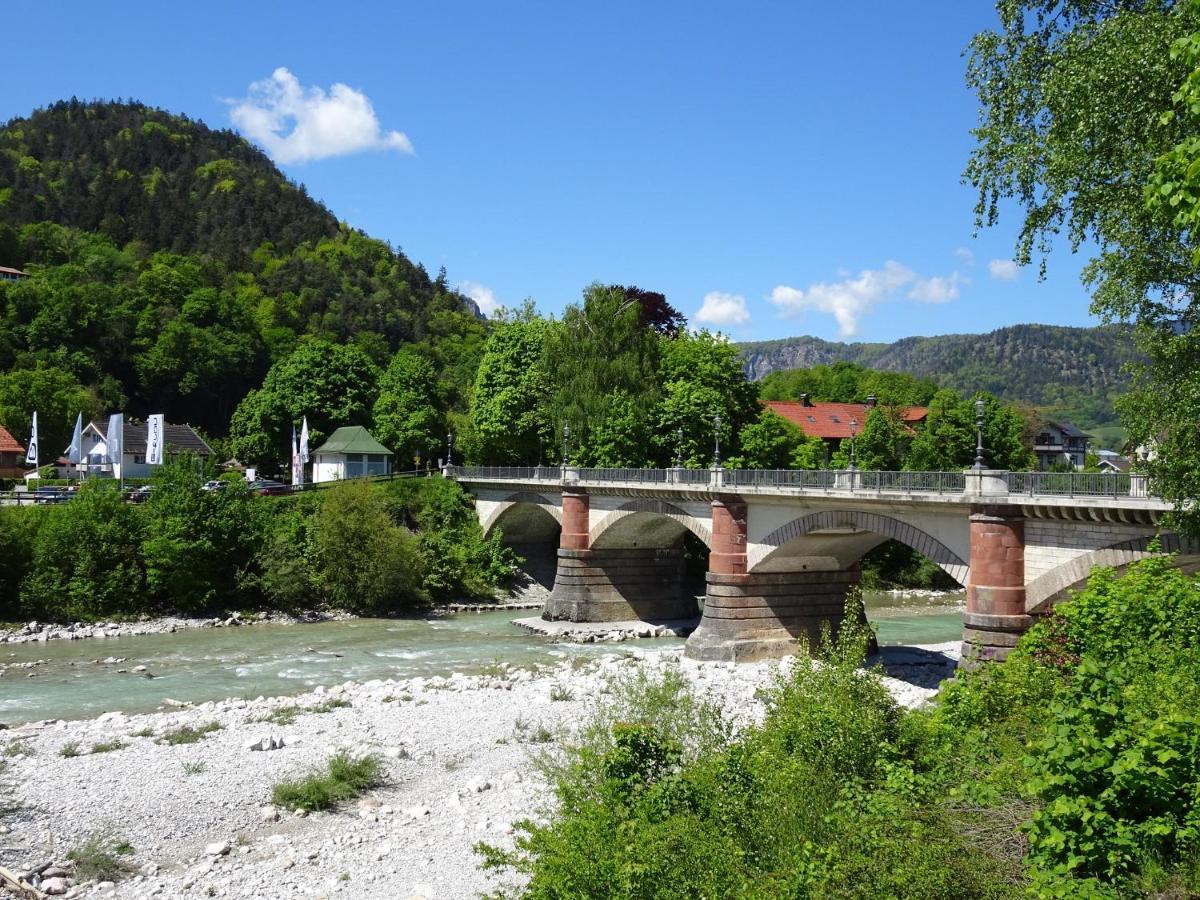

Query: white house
left=312, top=426, right=392, bottom=483
left=79, top=419, right=213, bottom=479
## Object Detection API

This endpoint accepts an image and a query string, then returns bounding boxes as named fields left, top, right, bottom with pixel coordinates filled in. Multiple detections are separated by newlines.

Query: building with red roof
left=763, top=395, right=928, bottom=460
left=0, top=423, right=27, bottom=478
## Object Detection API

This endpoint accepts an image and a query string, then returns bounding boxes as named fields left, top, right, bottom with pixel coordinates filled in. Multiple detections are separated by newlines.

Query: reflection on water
left=0, top=590, right=964, bottom=724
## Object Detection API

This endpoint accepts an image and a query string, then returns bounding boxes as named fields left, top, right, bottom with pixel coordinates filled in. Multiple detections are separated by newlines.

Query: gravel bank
left=0, top=642, right=958, bottom=899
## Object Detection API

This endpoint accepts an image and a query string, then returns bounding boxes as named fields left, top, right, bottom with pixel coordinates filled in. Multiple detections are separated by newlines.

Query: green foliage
left=20, top=483, right=144, bottom=620
left=853, top=407, right=910, bottom=471
left=271, top=752, right=383, bottom=812
left=0, top=366, right=99, bottom=461
left=727, top=409, right=826, bottom=469
left=140, top=457, right=266, bottom=613
left=906, top=390, right=1034, bottom=472
left=312, top=479, right=425, bottom=613
left=66, top=831, right=134, bottom=883
left=372, top=348, right=443, bottom=464
left=0, top=505, right=42, bottom=617
left=758, top=359, right=938, bottom=406
left=228, top=340, right=380, bottom=469
left=463, top=311, right=551, bottom=465
left=160, top=721, right=221, bottom=745
left=248, top=493, right=321, bottom=609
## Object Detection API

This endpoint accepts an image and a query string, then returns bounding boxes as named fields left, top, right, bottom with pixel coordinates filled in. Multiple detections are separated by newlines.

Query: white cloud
left=458, top=280, right=499, bottom=317
left=988, top=259, right=1020, bottom=280
left=908, top=272, right=964, bottom=304
left=229, top=67, right=413, bottom=164
left=954, top=247, right=976, bottom=267
left=770, top=261, right=966, bottom=336
left=695, top=291, right=750, bottom=327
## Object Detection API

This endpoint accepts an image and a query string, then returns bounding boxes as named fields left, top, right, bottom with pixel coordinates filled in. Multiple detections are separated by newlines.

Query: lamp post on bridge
left=675, top=427, right=684, bottom=469
left=713, top=413, right=722, bottom=469
left=848, top=417, right=858, bottom=471
left=973, top=398, right=986, bottom=471
left=561, top=424, right=570, bottom=468
left=446, top=431, right=454, bottom=468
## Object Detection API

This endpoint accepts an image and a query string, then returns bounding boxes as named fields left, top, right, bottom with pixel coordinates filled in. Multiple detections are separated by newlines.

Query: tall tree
left=372, top=348, right=443, bottom=467
left=967, top=0, right=1200, bottom=523
left=228, top=341, right=380, bottom=469
left=0, top=366, right=99, bottom=462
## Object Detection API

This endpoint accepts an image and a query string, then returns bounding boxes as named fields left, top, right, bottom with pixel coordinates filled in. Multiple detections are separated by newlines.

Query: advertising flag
left=146, top=414, right=165, bottom=465
left=299, top=417, right=310, bottom=464
left=26, top=412, right=38, bottom=468
left=66, top=412, right=83, bottom=464
left=107, top=414, right=124, bottom=474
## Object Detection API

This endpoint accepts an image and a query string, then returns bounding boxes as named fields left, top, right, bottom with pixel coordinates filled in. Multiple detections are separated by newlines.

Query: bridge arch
left=590, top=499, right=712, bottom=550
left=751, top=509, right=969, bottom=584
left=480, top=492, right=562, bottom=543
left=1026, top=532, right=1200, bottom=613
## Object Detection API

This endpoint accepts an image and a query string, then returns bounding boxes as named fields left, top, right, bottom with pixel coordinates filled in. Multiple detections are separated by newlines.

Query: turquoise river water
left=0, top=591, right=964, bottom=724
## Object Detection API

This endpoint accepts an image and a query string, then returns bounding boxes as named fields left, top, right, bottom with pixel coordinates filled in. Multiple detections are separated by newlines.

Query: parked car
left=248, top=479, right=290, bottom=497
left=127, top=485, right=154, bottom=503
left=201, top=480, right=226, bottom=492
left=33, top=487, right=70, bottom=505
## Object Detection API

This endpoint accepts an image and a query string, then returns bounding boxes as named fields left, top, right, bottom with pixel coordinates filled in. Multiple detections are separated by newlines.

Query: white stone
left=41, top=877, right=69, bottom=895
left=205, top=840, right=231, bottom=856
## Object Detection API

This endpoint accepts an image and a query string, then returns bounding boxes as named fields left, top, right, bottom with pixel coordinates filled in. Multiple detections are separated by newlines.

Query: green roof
left=313, top=426, right=392, bottom=456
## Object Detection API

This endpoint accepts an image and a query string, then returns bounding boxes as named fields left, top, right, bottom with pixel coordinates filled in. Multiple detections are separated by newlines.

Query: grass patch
left=89, top=739, right=124, bottom=754
left=59, top=741, right=81, bottom=758
left=514, top=717, right=554, bottom=744
left=257, top=706, right=299, bottom=727
left=182, top=761, right=207, bottom=775
left=131, top=727, right=154, bottom=738
left=2, top=740, right=33, bottom=757
left=312, top=698, right=350, bottom=713
left=66, top=832, right=134, bottom=882
left=271, top=752, right=383, bottom=813
left=549, top=685, right=575, bottom=702
left=161, top=721, right=222, bottom=746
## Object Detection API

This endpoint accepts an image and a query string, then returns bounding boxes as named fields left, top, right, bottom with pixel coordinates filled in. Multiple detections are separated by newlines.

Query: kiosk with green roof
left=312, top=426, right=393, bottom=482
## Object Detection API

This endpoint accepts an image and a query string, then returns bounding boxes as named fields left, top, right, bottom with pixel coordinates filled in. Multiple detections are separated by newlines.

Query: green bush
left=140, top=457, right=267, bottom=613
left=0, top=506, right=43, bottom=618
left=313, top=480, right=425, bottom=613
left=250, top=493, right=321, bottom=609
left=271, top=752, right=383, bottom=812
left=21, top=483, right=145, bottom=620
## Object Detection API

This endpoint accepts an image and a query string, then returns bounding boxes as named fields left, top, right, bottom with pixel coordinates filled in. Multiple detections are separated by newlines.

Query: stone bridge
left=448, top=466, right=1189, bottom=663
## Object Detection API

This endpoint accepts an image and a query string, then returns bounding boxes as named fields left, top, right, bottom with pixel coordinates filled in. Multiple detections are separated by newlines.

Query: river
left=0, top=590, right=964, bottom=724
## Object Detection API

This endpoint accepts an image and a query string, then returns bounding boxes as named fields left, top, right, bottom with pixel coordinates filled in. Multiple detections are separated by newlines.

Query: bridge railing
left=449, top=466, right=563, bottom=482
left=724, top=469, right=967, bottom=493
left=575, top=467, right=713, bottom=486
left=1004, top=471, right=1143, bottom=498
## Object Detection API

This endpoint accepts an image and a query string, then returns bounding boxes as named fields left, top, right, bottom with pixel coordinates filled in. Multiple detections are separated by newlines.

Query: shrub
left=140, top=457, right=267, bottom=614
left=271, top=752, right=383, bottom=812
left=21, top=483, right=145, bottom=620
left=0, top=506, right=43, bottom=618
left=67, top=832, right=134, bottom=882
left=313, top=480, right=425, bottom=613
left=160, top=721, right=221, bottom=745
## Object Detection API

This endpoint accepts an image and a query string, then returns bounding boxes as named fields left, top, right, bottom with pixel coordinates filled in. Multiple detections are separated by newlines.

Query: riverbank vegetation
left=480, top=556, right=1200, bottom=897
left=0, top=459, right=517, bottom=621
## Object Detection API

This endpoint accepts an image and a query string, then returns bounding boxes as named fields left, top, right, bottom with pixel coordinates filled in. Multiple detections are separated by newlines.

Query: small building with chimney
left=0, top=424, right=26, bottom=478
left=763, top=394, right=928, bottom=460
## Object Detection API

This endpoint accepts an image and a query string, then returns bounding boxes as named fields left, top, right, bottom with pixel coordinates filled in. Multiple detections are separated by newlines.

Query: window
left=366, top=454, right=389, bottom=476
left=134, top=454, right=145, bottom=464
left=345, top=453, right=366, bottom=478
left=830, top=416, right=840, bottom=423
left=806, top=415, right=817, bottom=423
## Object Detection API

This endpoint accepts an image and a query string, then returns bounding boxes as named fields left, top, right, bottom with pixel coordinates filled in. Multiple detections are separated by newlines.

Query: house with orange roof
left=0, top=423, right=27, bottom=478
left=763, top=394, right=928, bottom=462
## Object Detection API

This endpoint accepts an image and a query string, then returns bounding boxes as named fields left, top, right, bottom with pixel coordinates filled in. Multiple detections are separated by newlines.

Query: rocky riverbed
left=0, top=642, right=958, bottom=899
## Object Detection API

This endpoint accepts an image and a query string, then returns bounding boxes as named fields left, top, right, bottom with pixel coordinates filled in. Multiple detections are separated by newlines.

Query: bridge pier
left=962, top=505, right=1030, bottom=664
left=685, top=497, right=859, bottom=662
left=542, top=490, right=698, bottom=622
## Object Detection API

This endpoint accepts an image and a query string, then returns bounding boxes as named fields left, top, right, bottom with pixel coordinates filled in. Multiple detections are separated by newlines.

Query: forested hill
left=740, top=324, right=1136, bottom=433
left=0, top=100, right=485, bottom=450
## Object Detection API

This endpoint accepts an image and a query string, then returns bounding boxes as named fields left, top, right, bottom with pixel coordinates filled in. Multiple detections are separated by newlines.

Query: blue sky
left=5, top=1, right=1099, bottom=343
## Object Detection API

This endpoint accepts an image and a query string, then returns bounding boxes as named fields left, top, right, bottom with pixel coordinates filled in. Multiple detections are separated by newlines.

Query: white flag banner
left=107, top=414, right=124, bottom=474
left=66, top=412, right=82, bottom=465
left=299, top=417, right=310, bottom=464
left=291, top=427, right=301, bottom=486
left=26, top=412, right=38, bottom=468
left=146, top=414, right=165, bottom=465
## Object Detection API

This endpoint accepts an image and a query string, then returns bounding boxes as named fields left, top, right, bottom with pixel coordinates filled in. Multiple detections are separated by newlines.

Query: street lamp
left=973, top=398, right=986, bottom=470
left=848, top=417, right=858, bottom=470
left=675, top=427, right=684, bottom=468
left=537, top=433, right=544, bottom=468
left=561, top=424, right=570, bottom=468
left=713, top=413, right=722, bottom=468
left=446, top=431, right=454, bottom=467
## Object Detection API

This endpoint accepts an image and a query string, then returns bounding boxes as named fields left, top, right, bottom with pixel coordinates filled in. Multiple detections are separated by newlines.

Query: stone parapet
left=684, top=569, right=861, bottom=663
left=542, top=548, right=699, bottom=623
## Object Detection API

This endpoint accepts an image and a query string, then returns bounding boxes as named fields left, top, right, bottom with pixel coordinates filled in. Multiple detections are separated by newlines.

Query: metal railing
left=725, top=469, right=966, bottom=493
left=446, top=466, right=562, bottom=482
left=1004, top=471, right=1144, bottom=498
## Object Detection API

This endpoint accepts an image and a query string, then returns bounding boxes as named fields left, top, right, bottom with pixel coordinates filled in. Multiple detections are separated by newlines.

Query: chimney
left=799, top=393, right=812, bottom=407
left=866, top=394, right=878, bottom=408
